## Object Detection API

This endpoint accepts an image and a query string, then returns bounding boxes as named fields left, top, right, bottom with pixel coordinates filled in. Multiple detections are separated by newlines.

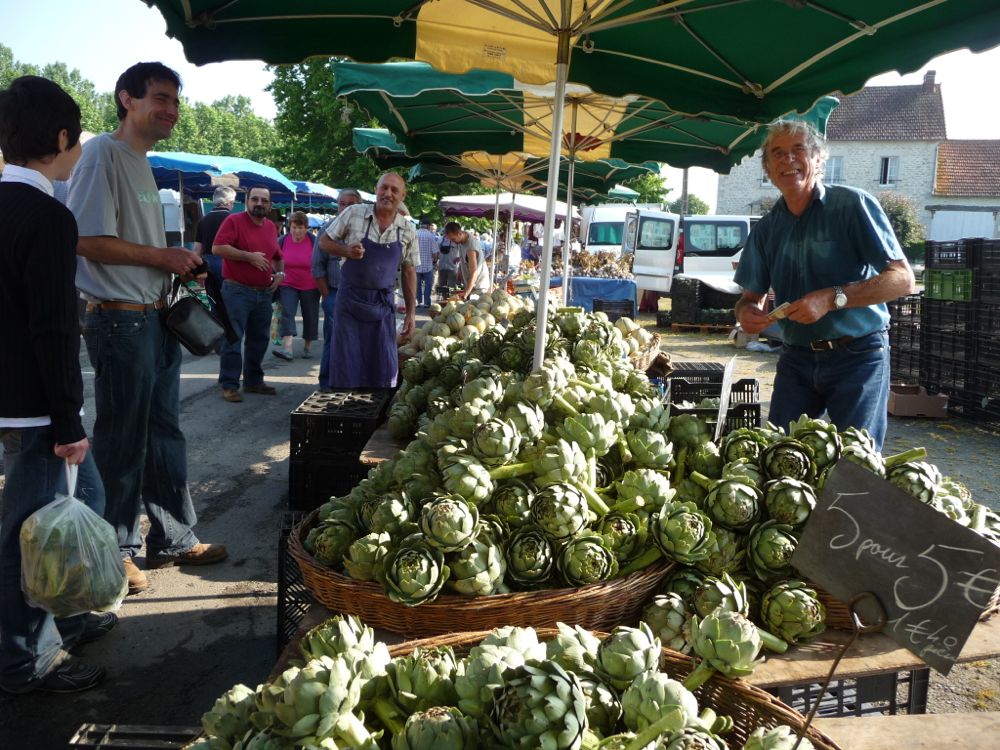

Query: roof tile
left=827, top=83, right=947, bottom=140
left=935, top=141, right=1000, bottom=197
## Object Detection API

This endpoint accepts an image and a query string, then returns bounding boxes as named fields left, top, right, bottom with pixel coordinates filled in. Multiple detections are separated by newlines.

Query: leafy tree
left=158, top=95, right=277, bottom=163
left=668, top=194, right=710, bottom=215
left=621, top=171, right=670, bottom=204
left=877, top=191, right=926, bottom=252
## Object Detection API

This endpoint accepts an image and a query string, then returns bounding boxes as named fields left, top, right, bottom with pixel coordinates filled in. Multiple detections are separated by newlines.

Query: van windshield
left=588, top=221, right=624, bottom=246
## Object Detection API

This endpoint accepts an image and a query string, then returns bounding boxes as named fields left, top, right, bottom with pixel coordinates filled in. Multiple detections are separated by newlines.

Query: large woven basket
left=387, top=629, right=842, bottom=750
left=814, top=582, right=1000, bottom=631
left=289, top=510, right=673, bottom=639
left=629, top=332, right=662, bottom=372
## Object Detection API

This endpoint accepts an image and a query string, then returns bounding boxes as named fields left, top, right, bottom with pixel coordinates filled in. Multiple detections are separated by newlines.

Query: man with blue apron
left=319, top=172, right=418, bottom=388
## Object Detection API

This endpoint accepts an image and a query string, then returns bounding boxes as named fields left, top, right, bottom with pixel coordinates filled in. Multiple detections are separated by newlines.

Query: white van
left=581, top=204, right=633, bottom=255
left=622, top=208, right=681, bottom=293
left=675, top=214, right=760, bottom=291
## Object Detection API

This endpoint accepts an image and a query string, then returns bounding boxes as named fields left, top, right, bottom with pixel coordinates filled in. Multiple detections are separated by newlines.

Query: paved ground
left=1, top=319, right=997, bottom=747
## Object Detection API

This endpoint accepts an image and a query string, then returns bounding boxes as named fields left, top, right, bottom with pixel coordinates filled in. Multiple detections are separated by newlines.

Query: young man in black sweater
left=0, top=76, right=113, bottom=694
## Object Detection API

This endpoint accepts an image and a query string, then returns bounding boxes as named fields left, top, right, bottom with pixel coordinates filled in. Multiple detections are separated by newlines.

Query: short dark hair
left=289, top=210, right=308, bottom=226
left=443, top=221, right=462, bottom=235
left=246, top=185, right=271, bottom=202
left=0, top=76, right=82, bottom=164
left=114, top=62, right=182, bottom=121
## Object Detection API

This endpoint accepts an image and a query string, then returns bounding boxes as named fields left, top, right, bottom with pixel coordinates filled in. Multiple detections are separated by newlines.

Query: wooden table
left=814, top=712, right=1000, bottom=749
left=360, top=423, right=405, bottom=466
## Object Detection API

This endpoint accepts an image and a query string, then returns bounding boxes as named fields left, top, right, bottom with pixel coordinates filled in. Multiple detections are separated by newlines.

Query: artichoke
left=652, top=501, right=714, bottom=564
left=746, top=521, right=800, bottom=582
left=299, top=614, right=380, bottom=664
left=503, top=401, right=546, bottom=443
left=505, top=525, right=556, bottom=587
left=887, top=460, right=941, bottom=504
left=386, top=646, right=459, bottom=713
left=788, top=414, right=842, bottom=472
left=626, top=428, right=674, bottom=470
left=839, top=441, right=886, bottom=477
left=660, top=569, right=707, bottom=610
left=595, top=623, right=662, bottom=691
left=487, top=479, right=535, bottom=528
left=530, top=483, right=591, bottom=542
left=621, top=672, right=698, bottom=734
left=721, top=457, right=766, bottom=487
left=692, top=572, right=750, bottom=618
left=446, top=524, right=507, bottom=596
left=597, top=510, right=648, bottom=563
left=614, top=469, right=676, bottom=515
left=201, top=683, right=256, bottom=747
left=545, top=622, right=602, bottom=675
left=440, top=454, right=495, bottom=505
left=364, top=491, right=417, bottom=537
left=304, top=518, right=358, bottom=568
left=762, top=478, right=817, bottom=527
left=661, top=727, right=728, bottom=750
left=557, top=534, right=619, bottom=586
left=703, top=478, right=763, bottom=531
left=684, top=610, right=764, bottom=690
left=343, top=531, right=392, bottom=582
left=641, top=593, right=691, bottom=654
left=693, top=528, right=747, bottom=577
left=378, top=535, right=450, bottom=606
left=744, top=725, right=815, bottom=750
left=690, top=442, right=724, bottom=479
left=488, top=660, right=588, bottom=750
left=471, top=417, right=522, bottom=467
left=578, top=674, right=623, bottom=739
left=760, top=580, right=827, bottom=644
left=419, top=494, right=479, bottom=552
left=558, top=411, right=618, bottom=459
left=719, top=427, right=769, bottom=463
left=759, top=438, right=816, bottom=484
left=391, top=706, right=479, bottom=750
left=455, top=638, right=540, bottom=719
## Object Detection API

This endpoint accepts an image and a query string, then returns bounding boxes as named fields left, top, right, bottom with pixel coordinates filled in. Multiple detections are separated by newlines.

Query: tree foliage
left=668, top=194, right=710, bottom=215
left=877, top=191, right=926, bottom=250
left=621, top=171, right=670, bottom=204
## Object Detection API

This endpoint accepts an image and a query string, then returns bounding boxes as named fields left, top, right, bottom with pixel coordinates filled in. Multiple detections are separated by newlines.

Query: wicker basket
left=814, top=582, right=1000, bottom=631
left=629, top=332, right=662, bottom=372
left=387, top=630, right=842, bottom=750
left=289, top=510, right=673, bottom=639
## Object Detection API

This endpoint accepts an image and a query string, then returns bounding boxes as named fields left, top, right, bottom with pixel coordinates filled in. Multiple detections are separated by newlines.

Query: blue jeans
left=0, top=427, right=105, bottom=689
left=82, top=308, right=199, bottom=559
left=416, top=270, right=434, bottom=307
left=769, top=329, right=891, bottom=450
left=277, top=286, right=321, bottom=342
left=219, top=281, right=273, bottom=390
left=319, top=289, right=337, bottom=387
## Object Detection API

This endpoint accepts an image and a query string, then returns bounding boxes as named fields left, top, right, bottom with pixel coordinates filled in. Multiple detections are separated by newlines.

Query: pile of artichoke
left=552, top=249, right=635, bottom=280
left=398, top=290, right=531, bottom=359
left=189, top=614, right=816, bottom=750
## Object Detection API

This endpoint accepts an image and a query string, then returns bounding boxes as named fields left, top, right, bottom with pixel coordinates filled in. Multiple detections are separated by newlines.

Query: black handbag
left=164, top=276, right=226, bottom=356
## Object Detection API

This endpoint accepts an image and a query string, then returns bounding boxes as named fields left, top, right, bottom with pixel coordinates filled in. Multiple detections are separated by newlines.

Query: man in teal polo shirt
left=734, top=120, right=916, bottom=449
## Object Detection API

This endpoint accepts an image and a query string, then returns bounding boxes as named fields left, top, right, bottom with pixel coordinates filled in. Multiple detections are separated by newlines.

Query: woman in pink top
left=273, top=211, right=320, bottom=360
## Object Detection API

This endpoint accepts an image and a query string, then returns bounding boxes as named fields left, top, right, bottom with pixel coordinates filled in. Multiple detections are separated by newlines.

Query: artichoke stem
left=688, top=470, right=715, bottom=492
left=367, top=698, right=406, bottom=736
left=334, top=711, right=378, bottom=748
left=681, top=659, right=717, bottom=692
left=553, top=394, right=581, bottom=417
left=883, top=446, right=928, bottom=470
left=624, top=707, right=690, bottom=750
left=576, top=481, right=610, bottom=516
left=617, top=428, right=634, bottom=463
left=673, top=447, right=688, bottom=484
left=757, top=627, right=789, bottom=654
left=489, top=462, right=534, bottom=480
left=588, top=455, right=597, bottom=489
left=569, top=378, right=603, bottom=393
left=616, top=546, right=661, bottom=577
left=970, top=503, right=988, bottom=533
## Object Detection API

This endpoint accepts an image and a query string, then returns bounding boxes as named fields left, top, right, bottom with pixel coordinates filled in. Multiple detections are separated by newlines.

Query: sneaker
left=272, top=348, right=293, bottom=361
left=70, top=613, right=119, bottom=650
left=146, top=543, right=229, bottom=570
left=222, top=388, right=243, bottom=403
left=123, top=557, right=148, bottom=594
left=301, top=349, right=312, bottom=359
left=243, top=383, right=276, bottom=395
left=1, top=658, right=106, bottom=694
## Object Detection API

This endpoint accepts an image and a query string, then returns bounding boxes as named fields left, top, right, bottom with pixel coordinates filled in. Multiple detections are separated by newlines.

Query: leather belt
left=86, top=299, right=166, bottom=314
left=809, top=335, right=854, bottom=351
left=224, top=278, right=271, bottom=292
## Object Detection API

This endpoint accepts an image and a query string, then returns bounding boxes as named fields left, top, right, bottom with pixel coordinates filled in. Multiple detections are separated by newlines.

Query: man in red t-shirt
left=212, top=185, right=284, bottom=402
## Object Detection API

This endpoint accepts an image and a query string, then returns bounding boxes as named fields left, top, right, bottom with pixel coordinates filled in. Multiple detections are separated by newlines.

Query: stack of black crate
left=958, top=239, right=1000, bottom=429
left=288, top=389, right=394, bottom=512
left=887, top=293, right=921, bottom=383
left=669, top=275, right=702, bottom=324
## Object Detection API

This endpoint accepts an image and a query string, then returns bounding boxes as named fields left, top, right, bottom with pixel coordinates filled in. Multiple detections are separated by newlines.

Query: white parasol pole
left=505, top=192, right=516, bottom=276
left=490, top=186, right=501, bottom=292
left=560, top=100, right=578, bottom=305
left=531, top=30, right=571, bottom=372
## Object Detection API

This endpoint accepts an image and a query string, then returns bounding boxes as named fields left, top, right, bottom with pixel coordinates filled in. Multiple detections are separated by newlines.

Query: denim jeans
left=0, top=427, right=105, bottom=689
left=319, top=289, right=337, bottom=387
left=277, top=286, right=320, bottom=342
left=769, top=329, right=891, bottom=450
left=204, top=255, right=224, bottom=313
left=416, top=270, right=434, bottom=307
left=219, top=281, right=274, bottom=390
left=82, top=308, right=199, bottom=559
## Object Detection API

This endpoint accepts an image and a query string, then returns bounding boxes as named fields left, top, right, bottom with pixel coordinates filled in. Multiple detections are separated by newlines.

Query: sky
left=8, top=1, right=1000, bottom=211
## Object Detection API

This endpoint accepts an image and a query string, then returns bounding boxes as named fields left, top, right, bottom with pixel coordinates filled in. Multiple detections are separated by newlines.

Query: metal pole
left=561, top=103, right=578, bottom=305
left=490, top=187, right=501, bottom=292
left=505, top=191, right=516, bottom=277
left=532, top=31, right=571, bottom=372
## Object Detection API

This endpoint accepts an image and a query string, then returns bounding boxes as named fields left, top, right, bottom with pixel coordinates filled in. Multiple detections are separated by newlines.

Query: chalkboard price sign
left=792, top=460, right=1000, bottom=674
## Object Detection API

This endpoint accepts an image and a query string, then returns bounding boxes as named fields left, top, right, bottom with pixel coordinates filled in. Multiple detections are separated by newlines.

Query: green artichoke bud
left=435, top=360, right=465, bottom=389
left=694, top=527, right=747, bottom=577
left=761, top=580, right=827, bottom=644
left=684, top=610, right=763, bottom=690
left=578, top=673, right=623, bottom=739
left=535, top=439, right=591, bottom=487
left=378, top=534, right=450, bottom=606
left=614, top=469, right=676, bottom=514
left=721, top=457, right=766, bottom=487
left=746, top=520, right=800, bottom=582
left=668, top=413, right=713, bottom=450
left=364, top=491, right=417, bottom=537
left=299, top=613, right=379, bottom=663
left=789, top=414, right=842, bottom=472
left=471, top=417, right=522, bottom=467
left=763, top=478, right=817, bottom=527
left=388, top=402, right=420, bottom=439
left=759, top=438, right=816, bottom=484
left=201, top=683, right=256, bottom=745
left=674, top=476, right=709, bottom=508
left=557, top=533, right=619, bottom=586
left=690, top=441, right=724, bottom=479
left=455, top=642, right=535, bottom=718
left=887, top=460, right=941, bottom=504
left=488, top=661, right=588, bottom=750
left=719, top=427, right=769, bottom=463
left=692, top=572, right=750, bottom=618
left=560, top=411, right=619, bottom=459
left=596, top=623, right=662, bottom=691
left=391, top=706, right=478, bottom=750
left=446, top=525, right=507, bottom=596
left=545, top=622, right=602, bottom=674
left=506, top=525, right=556, bottom=587
left=660, top=569, right=707, bottom=609
left=419, top=495, right=479, bottom=552
left=621, top=672, right=698, bottom=733
left=531, top=483, right=591, bottom=542
left=641, top=593, right=691, bottom=654
left=440, top=454, right=495, bottom=506
left=449, top=399, right=496, bottom=440
left=597, top=511, right=648, bottom=563
left=839, top=441, right=886, bottom=477
left=744, top=725, right=815, bottom=750
left=304, top=518, right=358, bottom=568
left=652, top=501, right=714, bottom=564
left=386, top=646, right=458, bottom=713
left=626, top=428, right=674, bottom=470
left=393, top=441, right=438, bottom=485
left=703, top=478, right=763, bottom=531
left=503, top=401, right=546, bottom=443
left=661, top=727, right=728, bottom=749
left=487, top=479, right=535, bottom=529
left=462, top=375, right=503, bottom=404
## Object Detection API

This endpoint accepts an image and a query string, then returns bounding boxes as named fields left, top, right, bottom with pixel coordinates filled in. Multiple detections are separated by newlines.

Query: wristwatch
left=833, top=285, right=848, bottom=309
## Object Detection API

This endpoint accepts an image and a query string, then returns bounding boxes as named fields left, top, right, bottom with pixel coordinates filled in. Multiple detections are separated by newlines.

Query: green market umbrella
left=147, top=0, right=1000, bottom=368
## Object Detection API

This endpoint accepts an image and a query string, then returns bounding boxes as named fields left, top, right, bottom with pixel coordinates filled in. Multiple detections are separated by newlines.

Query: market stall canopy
left=440, top=193, right=580, bottom=224
left=292, top=181, right=340, bottom=209
left=147, top=151, right=298, bottom=198
left=335, top=61, right=837, bottom=173
left=146, top=1, right=1000, bottom=124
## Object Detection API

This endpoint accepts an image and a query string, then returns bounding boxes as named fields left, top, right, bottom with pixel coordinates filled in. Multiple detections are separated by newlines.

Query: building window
left=879, top=156, right=899, bottom=186
left=826, top=156, right=844, bottom=184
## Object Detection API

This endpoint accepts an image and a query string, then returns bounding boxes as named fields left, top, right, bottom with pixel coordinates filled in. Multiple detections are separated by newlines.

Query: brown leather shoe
left=243, top=383, right=276, bottom=395
left=222, top=388, right=243, bottom=403
left=146, top=543, right=229, bottom=570
left=123, top=557, right=148, bottom=594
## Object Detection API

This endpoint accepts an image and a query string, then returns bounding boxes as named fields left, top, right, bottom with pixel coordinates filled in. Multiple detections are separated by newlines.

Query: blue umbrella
left=147, top=151, right=297, bottom=198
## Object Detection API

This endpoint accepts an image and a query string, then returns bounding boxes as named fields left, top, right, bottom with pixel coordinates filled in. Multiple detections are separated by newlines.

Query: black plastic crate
left=668, top=377, right=760, bottom=406
left=920, top=327, right=975, bottom=362
left=655, top=310, right=672, bottom=328
left=670, top=305, right=701, bottom=325
left=974, top=302, right=1000, bottom=338
left=70, top=725, right=202, bottom=749
left=888, top=319, right=920, bottom=351
left=887, top=292, right=922, bottom=322
left=980, top=239, right=1000, bottom=271
left=925, top=239, right=977, bottom=269
left=700, top=285, right=741, bottom=310
left=289, top=389, right=394, bottom=455
left=766, top=668, right=929, bottom=717
left=667, top=360, right=725, bottom=383
left=277, top=511, right=313, bottom=654
left=592, top=297, right=636, bottom=322
left=890, top=347, right=921, bottom=384
left=919, top=353, right=977, bottom=395
left=669, top=402, right=762, bottom=435
left=670, top=276, right=703, bottom=306
left=288, top=456, right=368, bottom=512
left=945, top=389, right=1000, bottom=433
left=975, top=270, right=1000, bottom=305
left=920, top=298, right=976, bottom=332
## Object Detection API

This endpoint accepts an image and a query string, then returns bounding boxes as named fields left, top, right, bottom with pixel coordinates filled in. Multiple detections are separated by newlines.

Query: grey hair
left=212, top=185, right=237, bottom=207
left=760, top=119, right=828, bottom=176
left=337, top=188, right=361, bottom=202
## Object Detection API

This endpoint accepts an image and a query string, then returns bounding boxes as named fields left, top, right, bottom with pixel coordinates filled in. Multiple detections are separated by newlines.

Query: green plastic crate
left=924, top=269, right=974, bottom=301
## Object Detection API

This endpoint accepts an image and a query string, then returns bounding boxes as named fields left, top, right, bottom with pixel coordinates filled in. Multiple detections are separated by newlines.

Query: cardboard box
left=888, top=385, right=949, bottom=418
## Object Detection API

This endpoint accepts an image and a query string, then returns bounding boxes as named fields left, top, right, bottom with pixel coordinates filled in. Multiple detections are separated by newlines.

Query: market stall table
left=549, top=275, right=637, bottom=313
left=814, top=713, right=1000, bottom=750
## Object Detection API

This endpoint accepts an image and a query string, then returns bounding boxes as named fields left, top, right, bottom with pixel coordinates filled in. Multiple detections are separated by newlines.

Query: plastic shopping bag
left=20, top=463, right=127, bottom=618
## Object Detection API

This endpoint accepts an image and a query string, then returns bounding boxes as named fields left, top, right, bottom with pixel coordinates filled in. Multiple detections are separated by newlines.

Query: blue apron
left=327, top=216, right=401, bottom=388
